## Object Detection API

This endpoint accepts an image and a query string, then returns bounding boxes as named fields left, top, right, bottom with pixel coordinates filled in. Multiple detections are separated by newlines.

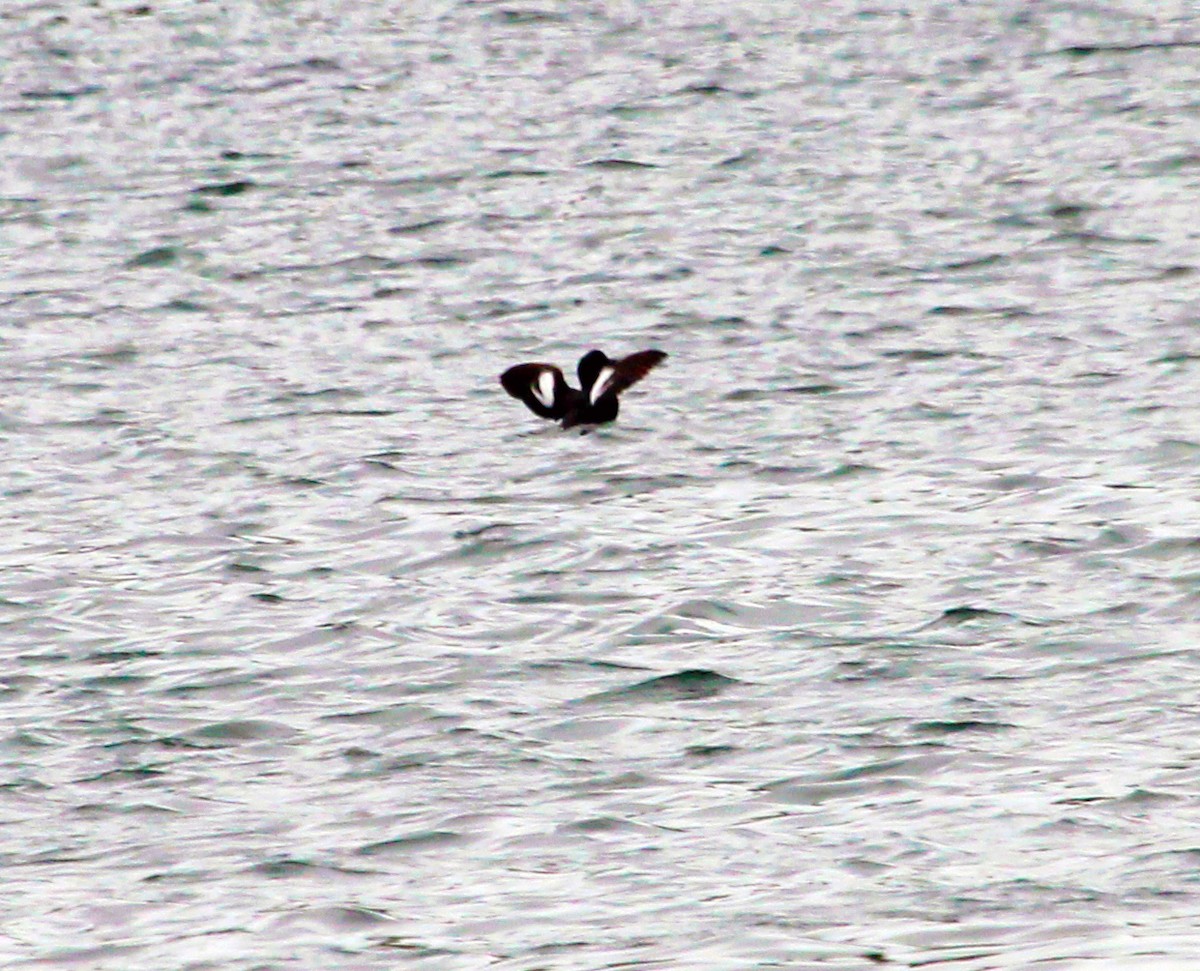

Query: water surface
left=3, top=2, right=1200, bottom=968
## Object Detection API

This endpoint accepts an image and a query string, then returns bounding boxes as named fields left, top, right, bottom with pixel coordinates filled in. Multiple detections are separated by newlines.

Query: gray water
left=3, top=1, right=1200, bottom=968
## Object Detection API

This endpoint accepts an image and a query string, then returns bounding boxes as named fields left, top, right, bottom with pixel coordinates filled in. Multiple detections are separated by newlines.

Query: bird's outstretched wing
left=499, top=363, right=570, bottom=420
left=589, top=349, right=667, bottom=403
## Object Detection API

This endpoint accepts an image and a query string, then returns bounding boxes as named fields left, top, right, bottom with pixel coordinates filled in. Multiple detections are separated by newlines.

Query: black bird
left=500, top=349, right=667, bottom=429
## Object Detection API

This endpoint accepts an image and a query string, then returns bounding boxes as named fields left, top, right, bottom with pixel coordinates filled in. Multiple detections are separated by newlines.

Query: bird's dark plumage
left=500, top=349, right=666, bottom=429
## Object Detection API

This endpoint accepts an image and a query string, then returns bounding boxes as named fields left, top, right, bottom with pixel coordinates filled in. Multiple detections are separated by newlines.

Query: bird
left=500, top=349, right=667, bottom=429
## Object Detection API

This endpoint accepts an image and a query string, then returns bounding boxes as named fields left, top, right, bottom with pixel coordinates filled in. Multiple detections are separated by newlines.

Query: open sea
left=3, top=1, right=1200, bottom=968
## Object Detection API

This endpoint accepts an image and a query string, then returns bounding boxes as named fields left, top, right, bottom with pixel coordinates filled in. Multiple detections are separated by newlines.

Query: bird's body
left=500, top=349, right=666, bottom=429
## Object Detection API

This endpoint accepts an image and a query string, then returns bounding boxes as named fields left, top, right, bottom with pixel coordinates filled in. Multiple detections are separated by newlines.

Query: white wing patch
left=589, top=366, right=615, bottom=404
left=532, top=369, right=556, bottom=408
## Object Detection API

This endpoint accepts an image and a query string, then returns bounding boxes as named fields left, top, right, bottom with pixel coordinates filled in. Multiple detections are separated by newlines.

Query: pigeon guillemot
left=500, top=349, right=667, bottom=429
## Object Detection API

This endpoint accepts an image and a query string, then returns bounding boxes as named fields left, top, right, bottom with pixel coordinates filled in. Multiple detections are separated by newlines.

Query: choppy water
left=4, top=2, right=1200, bottom=968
